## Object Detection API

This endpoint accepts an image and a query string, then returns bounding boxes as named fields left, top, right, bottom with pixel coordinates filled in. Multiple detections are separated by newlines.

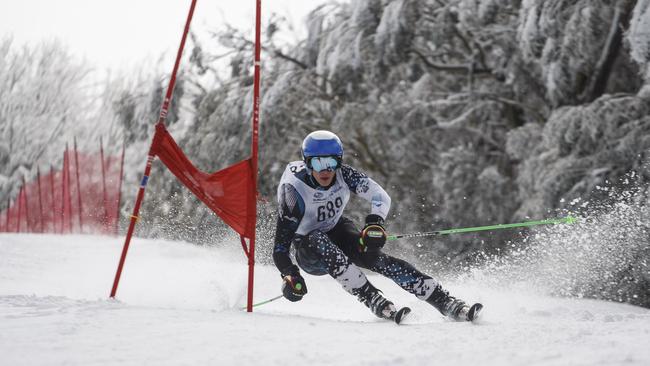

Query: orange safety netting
left=0, top=144, right=123, bottom=235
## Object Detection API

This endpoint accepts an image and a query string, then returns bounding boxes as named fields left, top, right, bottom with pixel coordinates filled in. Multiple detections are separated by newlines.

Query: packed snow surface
left=1, top=233, right=649, bottom=365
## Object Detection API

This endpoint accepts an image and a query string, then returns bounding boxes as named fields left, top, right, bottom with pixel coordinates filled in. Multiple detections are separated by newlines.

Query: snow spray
left=458, top=183, right=650, bottom=308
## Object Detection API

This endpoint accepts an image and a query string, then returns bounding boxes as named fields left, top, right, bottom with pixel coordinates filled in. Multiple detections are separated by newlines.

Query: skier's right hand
left=281, top=266, right=307, bottom=302
left=359, top=214, right=387, bottom=252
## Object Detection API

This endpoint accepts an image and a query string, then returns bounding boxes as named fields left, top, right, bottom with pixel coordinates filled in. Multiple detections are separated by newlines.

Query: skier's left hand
left=281, top=266, right=308, bottom=302
left=359, top=214, right=387, bottom=252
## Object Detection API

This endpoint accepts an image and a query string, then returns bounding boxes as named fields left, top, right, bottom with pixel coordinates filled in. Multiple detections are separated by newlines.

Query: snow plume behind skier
left=272, top=130, right=482, bottom=322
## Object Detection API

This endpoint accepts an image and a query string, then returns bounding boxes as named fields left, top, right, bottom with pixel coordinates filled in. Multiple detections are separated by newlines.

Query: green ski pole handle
left=387, top=216, right=578, bottom=241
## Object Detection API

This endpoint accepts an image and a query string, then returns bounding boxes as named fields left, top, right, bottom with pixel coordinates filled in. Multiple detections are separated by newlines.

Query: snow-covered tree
left=518, top=0, right=640, bottom=106
left=628, top=0, right=650, bottom=89
left=0, top=38, right=91, bottom=201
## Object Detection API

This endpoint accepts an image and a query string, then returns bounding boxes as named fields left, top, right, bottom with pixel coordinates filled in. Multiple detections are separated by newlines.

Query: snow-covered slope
left=1, top=234, right=649, bottom=365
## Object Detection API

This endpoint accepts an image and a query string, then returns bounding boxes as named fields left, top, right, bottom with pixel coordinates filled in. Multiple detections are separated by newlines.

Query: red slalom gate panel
left=151, top=123, right=256, bottom=239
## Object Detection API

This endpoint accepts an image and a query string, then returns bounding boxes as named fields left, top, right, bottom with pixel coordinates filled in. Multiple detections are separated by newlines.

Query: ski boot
left=353, top=282, right=411, bottom=324
left=425, top=286, right=482, bottom=322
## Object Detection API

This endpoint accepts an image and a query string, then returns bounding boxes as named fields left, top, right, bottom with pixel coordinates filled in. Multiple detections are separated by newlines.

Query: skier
left=272, top=130, right=482, bottom=323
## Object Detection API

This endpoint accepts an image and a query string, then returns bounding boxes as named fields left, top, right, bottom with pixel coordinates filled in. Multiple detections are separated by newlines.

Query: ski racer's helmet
left=301, top=130, right=343, bottom=172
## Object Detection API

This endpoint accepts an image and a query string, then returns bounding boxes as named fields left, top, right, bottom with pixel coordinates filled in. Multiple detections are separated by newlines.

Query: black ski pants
left=295, top=217, right=438, bottom=299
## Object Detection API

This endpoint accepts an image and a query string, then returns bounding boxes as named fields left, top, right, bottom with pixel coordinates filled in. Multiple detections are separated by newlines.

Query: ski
left=391, top=306, right=411, bottom=325
left=467, top=303, right=483, bottom=322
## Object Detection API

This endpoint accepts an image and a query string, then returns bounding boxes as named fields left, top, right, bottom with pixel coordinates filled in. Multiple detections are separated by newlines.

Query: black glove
left=281, top=265, right=308, bottom=302
left=359, top=214, right=387, bottom=253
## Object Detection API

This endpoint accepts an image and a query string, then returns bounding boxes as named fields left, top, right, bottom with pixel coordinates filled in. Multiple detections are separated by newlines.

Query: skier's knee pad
left=295, top=230, right=329, bottom=276
left=296, top=245, right=328, bottom=276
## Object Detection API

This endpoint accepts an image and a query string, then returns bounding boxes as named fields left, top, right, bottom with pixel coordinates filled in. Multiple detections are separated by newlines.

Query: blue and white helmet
left=301, top=130, right=343, bottom=172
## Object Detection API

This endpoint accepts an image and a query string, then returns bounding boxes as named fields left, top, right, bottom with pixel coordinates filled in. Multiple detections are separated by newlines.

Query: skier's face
left=312, top=169, right=335, bottom=187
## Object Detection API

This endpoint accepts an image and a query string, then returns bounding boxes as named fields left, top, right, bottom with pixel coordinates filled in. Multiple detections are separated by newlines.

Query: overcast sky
left=0, top=0, right=336, bottom=72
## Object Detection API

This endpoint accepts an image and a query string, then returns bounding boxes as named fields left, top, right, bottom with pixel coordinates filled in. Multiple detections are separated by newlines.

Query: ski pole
left=387, top=216, right=577, bottom=241
left=239, top=294, right=283, bottom=310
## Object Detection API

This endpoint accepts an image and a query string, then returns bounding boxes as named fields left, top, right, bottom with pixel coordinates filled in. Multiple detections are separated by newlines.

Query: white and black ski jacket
left=272, top=161, right=391, bottom=275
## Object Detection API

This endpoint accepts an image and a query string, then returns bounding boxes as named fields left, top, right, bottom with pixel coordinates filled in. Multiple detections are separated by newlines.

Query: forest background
left=1, top=0, right=649, bottom=308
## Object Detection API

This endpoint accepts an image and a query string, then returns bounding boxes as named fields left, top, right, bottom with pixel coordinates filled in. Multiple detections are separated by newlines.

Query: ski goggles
left=308, top=156, right=341, bottom=172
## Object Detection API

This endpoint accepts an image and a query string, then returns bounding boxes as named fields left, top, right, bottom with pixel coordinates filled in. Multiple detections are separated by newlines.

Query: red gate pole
left=5, top=198, right=10, bottom=232
left=17, top=186, right=23, bottom=232
left=37, top=167, right=45, bottom=233
left=73, top=137, right=84, bottom=232
left=22, top=176, right=30, bottom=232
left=66, top=146, right=73, bottom=233
left=243, top=0, right=263, bottom=313
left=62, top=150, right=65, bottom=233
left=61, top=148, right=67, bottom=234
left=115, top=143, right=126, bottom=235
left=110, top=0, right=198, bottom=298
left=50, top=165, right=56, bottom=233
left=100, top=137, right=109, bottom=232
